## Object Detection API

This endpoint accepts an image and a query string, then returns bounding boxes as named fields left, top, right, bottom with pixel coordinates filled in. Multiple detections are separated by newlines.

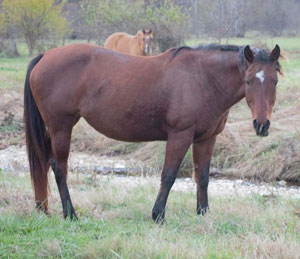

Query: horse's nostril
left=253, top=119, right=258, bottom=129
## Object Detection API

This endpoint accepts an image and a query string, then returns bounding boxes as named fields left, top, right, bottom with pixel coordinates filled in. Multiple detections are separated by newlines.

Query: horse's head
left=243, top=45, right=282, bottom=137
left=138, top=29, right=153, bottom=56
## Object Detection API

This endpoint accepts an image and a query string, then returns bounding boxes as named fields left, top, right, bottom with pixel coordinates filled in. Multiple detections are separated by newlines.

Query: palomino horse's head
left=243, top=45, right=282, bottom=137
left=138, top=29, right=153, bottom=56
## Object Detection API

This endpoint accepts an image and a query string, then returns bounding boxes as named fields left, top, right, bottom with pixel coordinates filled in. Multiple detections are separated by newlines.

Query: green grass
left=0, top=57, right=31, bottom=89
left=1, top=171, right=300, bottom=258
left=186, top=36, right=300, bottom=51
left=0, top=37, right=300, bottom=90
left=0, top=39, right=94, bottom=89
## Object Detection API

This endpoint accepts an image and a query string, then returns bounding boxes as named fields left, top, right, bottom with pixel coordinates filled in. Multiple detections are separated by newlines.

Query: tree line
left=0, top=0, right=299, bottom=56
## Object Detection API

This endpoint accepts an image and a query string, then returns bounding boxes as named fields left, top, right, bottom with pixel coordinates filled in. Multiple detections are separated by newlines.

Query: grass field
left=1, top=37, right=300, bottom=90
left=1, top=171, right=300, bottom=258
left=186, top=35, right=300, bottom=51
left=0, top=37, right=300, bottom=258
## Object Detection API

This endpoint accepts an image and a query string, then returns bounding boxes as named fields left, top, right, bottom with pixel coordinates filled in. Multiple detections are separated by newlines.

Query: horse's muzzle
left=253, top=119, right=270, bottom=137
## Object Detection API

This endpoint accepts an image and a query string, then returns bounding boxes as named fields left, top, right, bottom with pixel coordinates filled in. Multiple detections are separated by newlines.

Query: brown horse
left=104, top=29, right=153, bottom=56
left=24, top=43, right=282, bottom=221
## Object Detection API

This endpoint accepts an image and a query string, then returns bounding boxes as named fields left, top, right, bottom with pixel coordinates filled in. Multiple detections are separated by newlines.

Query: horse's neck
left=198, top=52, right=245, bottom=111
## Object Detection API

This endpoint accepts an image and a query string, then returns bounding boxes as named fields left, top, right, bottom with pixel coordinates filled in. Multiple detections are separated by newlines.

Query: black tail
left=24, top=54, right=52, bottom=209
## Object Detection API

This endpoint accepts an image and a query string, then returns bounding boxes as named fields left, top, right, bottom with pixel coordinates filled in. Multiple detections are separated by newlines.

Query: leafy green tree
left=0, top=0, right=68, bottom=55
left=80, top=0, right=191, bottom=51
left=80, top=0, right=145, bottom=44
left=146, top=0, right=191, bottom=51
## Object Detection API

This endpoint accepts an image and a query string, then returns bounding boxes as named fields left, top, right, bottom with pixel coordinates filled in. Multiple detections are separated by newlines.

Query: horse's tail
left=24, top=54, right=52, bottom=210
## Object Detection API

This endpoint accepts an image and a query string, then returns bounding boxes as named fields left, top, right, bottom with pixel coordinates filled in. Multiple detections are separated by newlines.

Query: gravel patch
left=1, top=146, right=300, bottom=199
left=88, top=175, right=300, bottom=199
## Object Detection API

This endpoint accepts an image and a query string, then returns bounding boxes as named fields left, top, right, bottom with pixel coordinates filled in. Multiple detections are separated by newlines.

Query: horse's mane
left=169, top=43, right=284, bottom=75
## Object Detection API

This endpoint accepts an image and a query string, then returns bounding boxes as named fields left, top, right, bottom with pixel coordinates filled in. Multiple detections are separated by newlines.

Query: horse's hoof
left=64, top=211, right=78, bottom=221
left=37, top=209, right=51, bottom=217
left=197, top=206, right=209, bottom=215
left=36, top=203, right=50, bottom=216
left=71, top=213, right=78, bottom=221
left=152, top=211, right=165, bottom=224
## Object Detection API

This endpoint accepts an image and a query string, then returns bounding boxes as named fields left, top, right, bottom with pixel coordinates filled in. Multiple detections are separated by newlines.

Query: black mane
left=168, top=43, right=282, bottom=74
left=169, top=44, right=241, bottom=62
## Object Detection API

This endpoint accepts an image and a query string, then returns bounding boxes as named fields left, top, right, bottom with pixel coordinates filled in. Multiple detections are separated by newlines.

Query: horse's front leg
left=152, top=129, right=194, bottom=223
left=192, top=137, right=216, bottom=215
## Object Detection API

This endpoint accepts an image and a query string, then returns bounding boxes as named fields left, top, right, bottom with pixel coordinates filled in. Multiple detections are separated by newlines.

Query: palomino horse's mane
left=169, top=43, right=283, bottom=75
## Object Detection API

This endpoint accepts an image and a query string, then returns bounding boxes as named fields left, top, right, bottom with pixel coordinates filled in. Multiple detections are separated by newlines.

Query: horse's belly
left=78, top=78, right=169, bottom=142
left=83, top=114, right=168, bottom=142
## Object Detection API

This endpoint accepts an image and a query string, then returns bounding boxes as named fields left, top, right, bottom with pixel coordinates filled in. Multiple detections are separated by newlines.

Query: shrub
left=0, top=0, right=68, bottom=55
left=80, top=0, right=191, bottom=51
left=146, top=0, right=191, bottom=52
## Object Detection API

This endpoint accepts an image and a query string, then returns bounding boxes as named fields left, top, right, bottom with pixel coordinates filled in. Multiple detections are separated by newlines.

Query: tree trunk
left=218, top=0, right=223, bottom=44
left=97, top=38, right=101, bottom=46
left=9, top=37, right=19, bottom=57
left=62, top=35, right=66, bottom=46
left=26, top=37, right=35, bottom=56
left=28, top=45, right=33, bottom=56
left=194, top=0, right=199, bottom=37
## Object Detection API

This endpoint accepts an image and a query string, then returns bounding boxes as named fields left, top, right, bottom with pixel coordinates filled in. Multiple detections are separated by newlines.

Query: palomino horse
left=104, top=29, right=153, bottom=56
left=24, top=43, right=282, bottom=221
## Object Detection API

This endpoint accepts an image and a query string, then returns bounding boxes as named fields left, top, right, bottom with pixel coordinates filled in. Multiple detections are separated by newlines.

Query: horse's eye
left=246, top=80, right=250, bottom=85
left=274, top=80, right=278, bottom=86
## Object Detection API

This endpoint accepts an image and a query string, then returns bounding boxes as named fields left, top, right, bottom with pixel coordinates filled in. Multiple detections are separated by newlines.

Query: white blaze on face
left=255, top=70, right=265, bottom=84
left=144, top=36, right=150, bottom=54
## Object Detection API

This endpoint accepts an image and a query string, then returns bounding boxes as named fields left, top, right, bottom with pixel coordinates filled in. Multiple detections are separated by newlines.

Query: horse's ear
left=149, top=29, right=153, bottom=38
left=270, top=44, right=280, bottom=62
left=244, top=45, right=254, bottom=63
left=142, top=29, right=146, bottom=34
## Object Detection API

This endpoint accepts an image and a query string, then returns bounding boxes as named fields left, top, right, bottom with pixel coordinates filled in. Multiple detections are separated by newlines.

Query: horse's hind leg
left=192, top=137, right=216, bottom=215
left=152, top=129, right=194, bottom=223
left=49, top=121, right=77, bottom=220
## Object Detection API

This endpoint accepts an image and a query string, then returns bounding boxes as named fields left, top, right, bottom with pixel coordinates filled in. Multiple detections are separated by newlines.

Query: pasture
left=0, top=37, right=300, bottom=258
left=1, top=171, right=300, bottom=258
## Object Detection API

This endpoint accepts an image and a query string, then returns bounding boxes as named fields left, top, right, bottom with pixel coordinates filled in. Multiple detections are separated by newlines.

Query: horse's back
left=104, top=32, right=135, bottom=53
left=30, top=43, right=169, bottom=140
left=28, top=43, right=207, bottom=142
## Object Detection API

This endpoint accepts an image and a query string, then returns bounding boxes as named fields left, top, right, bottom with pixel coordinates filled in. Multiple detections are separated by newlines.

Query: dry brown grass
left=1, top=171, right=300, bottom=258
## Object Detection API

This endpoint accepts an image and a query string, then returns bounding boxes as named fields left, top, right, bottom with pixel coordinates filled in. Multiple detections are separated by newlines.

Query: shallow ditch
left=1, top=145, right=300, bottom=199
